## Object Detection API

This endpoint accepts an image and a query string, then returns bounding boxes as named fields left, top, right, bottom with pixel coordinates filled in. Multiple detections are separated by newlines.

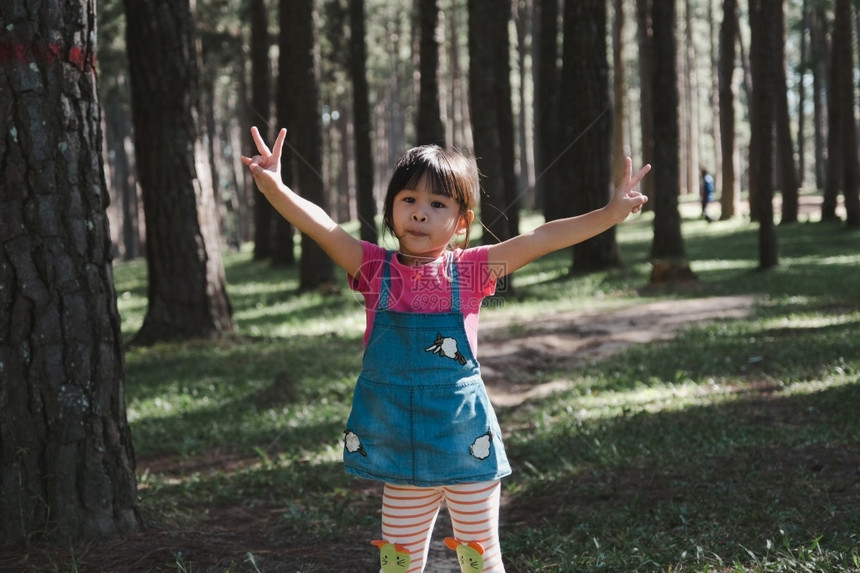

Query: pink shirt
left=349, top=241, right=497, bottom=356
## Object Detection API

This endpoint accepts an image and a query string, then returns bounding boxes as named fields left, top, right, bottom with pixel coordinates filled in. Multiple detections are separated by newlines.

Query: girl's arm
left=486, top=157, right=651, bottom=277
left=242, top=127, right=364, bottom=277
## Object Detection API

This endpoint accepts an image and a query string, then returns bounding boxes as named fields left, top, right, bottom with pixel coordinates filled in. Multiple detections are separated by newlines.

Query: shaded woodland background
left=99, top=0, right=857, bottom=261
left=92, top=0, right=860, bottom=347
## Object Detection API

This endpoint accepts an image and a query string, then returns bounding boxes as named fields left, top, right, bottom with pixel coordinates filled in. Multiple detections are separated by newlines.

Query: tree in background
left=494, top=0, right=520, bottom=240
left=124, top=0, right=234, bottom=344
left=562, top=0, right=620, bottom=271
left=773, top=0, right=800, bottom=225
left=417, top=0, right=446, bottom=146
left=1, top=0, right=140, bottom=544
left=718, top=0, right=740, bottom=220
left=467, top=0, right=516, bottom=290
left=809, top=3, right=829, bottom=192
left=749, top=0, right=779, bottom=269
left=533, top=0, right=561, bottom=217
left=635, top=0, right=656, bottom=204
left=824, top=0, right=860, bottom=226
left=282, top=0, right=335, bottom=289
left=648, top=0, right=686, bottom=264
left=250, top=0, right=276, bottom=260
left=612, top=0, right=628, bottom=187
left=349, top=0, right=378, bottom=243
left=99, top=0, right=142, bottom=260
left=273, top=0, right=297, bottom=267
left=681, top=0, right=699, bottom=197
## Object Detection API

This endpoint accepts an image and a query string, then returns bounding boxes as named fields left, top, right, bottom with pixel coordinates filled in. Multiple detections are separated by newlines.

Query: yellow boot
left=371, top=540, right=411, bottom=573
left=444, top=537, right=485, bottom=572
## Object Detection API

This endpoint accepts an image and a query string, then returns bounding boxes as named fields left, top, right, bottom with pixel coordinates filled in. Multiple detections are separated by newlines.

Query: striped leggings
left=378, top=480, right=505, bottom=573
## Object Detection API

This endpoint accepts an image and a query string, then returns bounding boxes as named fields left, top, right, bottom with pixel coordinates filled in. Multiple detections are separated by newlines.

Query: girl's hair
left=382, top=145, right=479, bottom=248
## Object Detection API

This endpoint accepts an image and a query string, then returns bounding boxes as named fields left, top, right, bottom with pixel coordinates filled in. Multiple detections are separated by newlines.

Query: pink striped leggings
left=376, top=480, right=505, bottom=573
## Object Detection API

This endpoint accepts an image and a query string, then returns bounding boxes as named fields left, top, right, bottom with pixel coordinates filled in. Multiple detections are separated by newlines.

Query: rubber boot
left=444, top=537, right=485, bottom=572
left=371, top=540, right=411, bottom=573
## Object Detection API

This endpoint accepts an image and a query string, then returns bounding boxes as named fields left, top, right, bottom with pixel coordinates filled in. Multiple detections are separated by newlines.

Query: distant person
left=243, top=126, right=650, bottom=572
left=701, top=168, right=715, bottom=222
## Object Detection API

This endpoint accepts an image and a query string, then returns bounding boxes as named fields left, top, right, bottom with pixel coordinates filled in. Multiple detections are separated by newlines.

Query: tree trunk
left=773, top=0, right=800, bottom=224
left=125, top=0, right=235, bottom=344
left=649, top=0, right=686, bottom=261
left=683, top=0, right=699, bottom=196
left=833, top=0, right=860, bottom=225
left=350, top=0, right=378, bottom=244
left=708, top=0, right=723, bottom=195
left=749, top=0, right=779, bottom=269
left=103, top=84, right=141, bottom=260
left=468, top=0, right=513, bottom=291
left=810, top=6, right=828, bottom=191
left=447, top=1, right=470, bottom=150
left=514, top=0, right=533, bottom=203
left=250, top=0, right=276, bottom=260
left=797, top=0, right=808, bottom=189
left=533, top=0, right=562, bottom=217
left=272, top=0, right=297, bottom=267
left=612, top=0, right=628, bottom=186
left=493, top=1, right=520, bottom=238
left=1, top=0, right=140, bottom=544
left=719, top=0, right=740, bottom=220
left=282, top=0, right=334, bottom=288
left=635, top=0, right=656, bottom=205
left=563, top=0, right=619, bottom=271
left=417, top=0, right=446, bottom=146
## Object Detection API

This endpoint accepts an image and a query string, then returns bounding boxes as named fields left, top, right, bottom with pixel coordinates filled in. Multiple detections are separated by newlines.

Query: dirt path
left=479, top=295, right=756, bottom=407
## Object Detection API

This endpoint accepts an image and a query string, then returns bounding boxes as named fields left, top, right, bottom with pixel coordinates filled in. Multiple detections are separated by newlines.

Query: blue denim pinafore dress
left=343, top=251, right=511, bottom=486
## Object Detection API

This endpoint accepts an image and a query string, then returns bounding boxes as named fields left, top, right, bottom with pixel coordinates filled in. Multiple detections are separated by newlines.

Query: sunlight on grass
left=688, top=258, right=758, bottom=272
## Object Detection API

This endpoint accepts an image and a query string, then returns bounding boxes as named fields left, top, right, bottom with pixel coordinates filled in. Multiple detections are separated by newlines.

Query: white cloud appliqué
left=469, top=432, right=493, bottom=460
left=344, top=430, right=366, bottom=456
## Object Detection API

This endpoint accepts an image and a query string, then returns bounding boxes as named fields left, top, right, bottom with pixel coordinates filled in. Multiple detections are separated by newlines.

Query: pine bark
left=1, top=0, right=140, bottom=544
left=826, top=0, right=860, bottom=225
left=417, top=0, right=446, bottom=146
left=534, top=0, right=562, bottom=217
left=350, top=0, right=378, bottom=243
left=563, top=0, right=619, bottom=270
left=282, top=0, right=334, bottom=288
left=749, top=0, right=779, bottom=268
left=649, top=0, right=686, bottom=261
left=773, top=0, right=800, bottom=224
left=468, top=0, right=515, bottom=291
left=250, top=0, right=276, bottom=260
left=719, top=0, right=739, bottom=219
left=635, top=0, right=656, bottom=204
left=125, top=0, right=235, bottom=344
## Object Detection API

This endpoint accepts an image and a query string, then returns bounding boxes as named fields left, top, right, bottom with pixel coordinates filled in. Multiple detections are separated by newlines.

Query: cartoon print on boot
left=344, top=430, right=366, bottom=456
left=469, top=431, right=493, bottom=460
left=371, top=540, right=411, bottom=573
left=444, top=537, right=485, bottom=572
left=425, top=333, right=468, bottom=365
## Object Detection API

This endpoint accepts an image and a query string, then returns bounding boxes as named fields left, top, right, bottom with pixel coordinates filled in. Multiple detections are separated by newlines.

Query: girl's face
left=391, top=186, right=473, bottom=264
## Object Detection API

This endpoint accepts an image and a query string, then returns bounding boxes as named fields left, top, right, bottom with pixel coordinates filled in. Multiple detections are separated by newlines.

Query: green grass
left=112, top=206, right=860, bottom=572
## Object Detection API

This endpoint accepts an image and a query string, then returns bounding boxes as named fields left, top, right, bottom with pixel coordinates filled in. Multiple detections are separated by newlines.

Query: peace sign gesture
left=241, top=126, right=287, bottom=191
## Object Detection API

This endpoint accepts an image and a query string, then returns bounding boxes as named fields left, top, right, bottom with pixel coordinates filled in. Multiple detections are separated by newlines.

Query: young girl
left=242, top=127, right=650, bottom=573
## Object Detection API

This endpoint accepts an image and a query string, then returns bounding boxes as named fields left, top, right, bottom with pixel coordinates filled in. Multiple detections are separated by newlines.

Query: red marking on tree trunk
left=0, top=40, right=94, bottom=71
